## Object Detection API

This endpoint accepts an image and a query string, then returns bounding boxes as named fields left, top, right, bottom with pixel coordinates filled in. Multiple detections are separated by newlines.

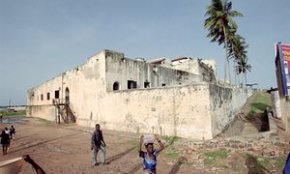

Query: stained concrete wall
left=270, top=90, right=282, bottom=118
left=105, top=55, right=200, bottom=91
left=27, top=50, right=107, bottom=121
left=209, top=84, right=252, bottom=137
left=75, top=84, right=212, bottom=140
left=172, top=59, right=216, bottom=82
left=26, top=105, right=55, bottom=121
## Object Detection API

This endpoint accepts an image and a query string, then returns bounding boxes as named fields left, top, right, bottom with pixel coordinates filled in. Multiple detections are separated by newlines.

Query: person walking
left=4, top=127, right=11, bottom=150
left=10, top=125, right=16, bottom=139
left=139, top=134, right=164, bottom=174
left=1, top=129, right=10, bottom=155
left=91, top=124, right=106, bottom=166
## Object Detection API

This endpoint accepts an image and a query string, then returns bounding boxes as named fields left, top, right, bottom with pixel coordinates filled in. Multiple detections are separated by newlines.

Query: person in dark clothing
left=91, top=124, right=106, bottom=166
left=4, top=127, right=11, bottom=150
left=0, top=113, right=3, bottom=122
left=1, top=129, right=10, bottom=155
left=10, top=125, right=16, bottom=139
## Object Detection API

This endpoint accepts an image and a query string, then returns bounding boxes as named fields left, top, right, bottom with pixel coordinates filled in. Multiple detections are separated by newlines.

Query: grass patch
left=273, top=156, right=287, bottom=169
left=250, top=92, right=271, bottom=114
left=203, top=149, right=229, bottom=166
left=244, top=154, right=287, bottom=172
left=1, top=110, right=26, bottom=117
left=163, top=136, right=179, bottom=145
left=164, top=150, right=180, bottom=159
left=257, top=157, right=271, bottom=168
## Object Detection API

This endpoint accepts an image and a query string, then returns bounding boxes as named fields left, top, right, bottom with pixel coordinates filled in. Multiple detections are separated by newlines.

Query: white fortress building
left=27, top=49, right=251, bottom=140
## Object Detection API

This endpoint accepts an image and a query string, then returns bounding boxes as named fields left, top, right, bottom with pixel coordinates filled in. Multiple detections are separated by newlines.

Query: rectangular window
left=55, top=90, right=59, bottom=99
left=47, top=92, right=50, bottom=100
left=40, top=94, right=44, bottom=101
left=127, top=80, right=137, bottom=89
left=144, top=82, right=150, bottom=88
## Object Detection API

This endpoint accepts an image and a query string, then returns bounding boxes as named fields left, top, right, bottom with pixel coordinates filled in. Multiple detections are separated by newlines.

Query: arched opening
left=65, top=87, right=70, bottom=104
left=113, top=82, right=119, bottom=91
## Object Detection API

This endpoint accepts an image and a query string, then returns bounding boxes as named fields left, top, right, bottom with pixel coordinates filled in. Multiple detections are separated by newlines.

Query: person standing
left=0, top=113, right=3, bottom=122
left=4, top=127, right=11, bottom=150
left=139, top=134, right=164, bottom=174
left=91, top=124, right=106, bottom=166
left=10, top=125, right=16, bottom=139
left=1, top=129, right=10, bottom=155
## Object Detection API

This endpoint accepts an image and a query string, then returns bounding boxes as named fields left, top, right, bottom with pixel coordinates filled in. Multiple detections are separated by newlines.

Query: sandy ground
left=0, top=117, right=195, bottom=174
left=0, top=114, right=288, bottom=174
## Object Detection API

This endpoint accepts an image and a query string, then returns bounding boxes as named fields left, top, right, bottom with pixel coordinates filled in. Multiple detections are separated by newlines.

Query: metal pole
left=285, top=96, right=290, bottom=132
left=62, top=74, right=64, bottom=104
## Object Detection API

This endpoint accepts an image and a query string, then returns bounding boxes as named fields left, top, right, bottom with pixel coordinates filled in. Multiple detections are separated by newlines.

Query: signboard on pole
left=275, top=42, right=290, bottom=96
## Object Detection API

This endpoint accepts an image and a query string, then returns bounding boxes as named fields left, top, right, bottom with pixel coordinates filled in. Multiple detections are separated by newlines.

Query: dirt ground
left=0, top=117, right=195, bottom=174
left=1, top=93, right=289, bottom=174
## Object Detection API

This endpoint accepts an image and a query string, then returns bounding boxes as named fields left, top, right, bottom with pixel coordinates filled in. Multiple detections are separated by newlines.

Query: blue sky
left=0, top=0, right=290, bottom=105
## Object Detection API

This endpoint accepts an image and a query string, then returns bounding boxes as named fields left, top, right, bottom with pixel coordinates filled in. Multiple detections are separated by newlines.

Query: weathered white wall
left=105, top=55, right=200, bottom=91
left=172, top=59, right=200, bottom=75
left=172, top=59, right=216, bottom=81
left=27, top=49, right=251, bottom=140
left=27, top=50, right=107, bottom=121
left=26, top=105, right=55, bottom=121
left=271, top=90, right=282, bottom=118
left=209, top=84, right=252, bottom=137
left=75, top=84, right=212, bottom=140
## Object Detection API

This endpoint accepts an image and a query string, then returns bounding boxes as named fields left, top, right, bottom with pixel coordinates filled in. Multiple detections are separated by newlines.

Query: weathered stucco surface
left=95, top=85, right=212, bottom=140
left=209, top=85, right=252, bottom=137
left=27, top=49, right=251, bottom=140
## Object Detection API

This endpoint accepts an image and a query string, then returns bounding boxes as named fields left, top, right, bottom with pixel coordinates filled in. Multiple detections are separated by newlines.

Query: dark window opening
left=47, top=92, right=50, bottom=100
left=41, top=94, right=44, bottom=101
left=144, top=82, right=150, bottom=88
left=162, top=83, right=166, bottom=87
left=65, top=87, right=70, bottom=104
left=55, top=90, right=60, bottom=99
left=127, top=80, right=137, bottom=89
left=113, top=82, right=119, bottom=91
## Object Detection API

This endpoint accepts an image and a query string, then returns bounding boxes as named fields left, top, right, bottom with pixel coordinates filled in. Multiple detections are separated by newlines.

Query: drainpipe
left=61, top=73, right=65, bottom=104
left=285, top=96, right=290, bottom=132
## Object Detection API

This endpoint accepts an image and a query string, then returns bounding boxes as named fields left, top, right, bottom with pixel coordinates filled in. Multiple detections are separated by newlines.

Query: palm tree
left=228, top=34, right=248, bottom=84
left=235, top=57, right=251, bottom=86
left=204, top=0, right=243, bottom=83
left=228, top=34, right=247, bottom=60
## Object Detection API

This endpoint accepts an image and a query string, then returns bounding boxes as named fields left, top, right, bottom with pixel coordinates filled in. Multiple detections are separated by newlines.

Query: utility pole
left=9, top=99, right=11, bottom=109
left=285, top=96, right=290, bottom=132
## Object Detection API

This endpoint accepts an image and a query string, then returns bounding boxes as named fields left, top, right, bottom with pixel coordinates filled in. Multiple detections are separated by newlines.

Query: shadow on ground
left=245, top=154, right=271, bottom=174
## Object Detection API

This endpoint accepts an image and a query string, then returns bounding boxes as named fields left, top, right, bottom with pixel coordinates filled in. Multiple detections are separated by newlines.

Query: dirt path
left=0, top=117, right=193, bottom=174
left=0, top=105, right=288, bottom=174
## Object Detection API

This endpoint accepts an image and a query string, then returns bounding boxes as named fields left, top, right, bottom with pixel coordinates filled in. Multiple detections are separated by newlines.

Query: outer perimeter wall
left=209, top=84, right=252, bottom=137
left=75, top=83, right=250, bottom=140
left=27, top=81, right=251, bottom=140
left=80, top=84, right=213, bottom=140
